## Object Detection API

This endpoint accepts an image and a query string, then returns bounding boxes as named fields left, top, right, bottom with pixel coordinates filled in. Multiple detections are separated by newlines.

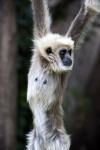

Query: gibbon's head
left=34, top=33, right=74, bottom=72
left=32, top=0, right=100, bottom=72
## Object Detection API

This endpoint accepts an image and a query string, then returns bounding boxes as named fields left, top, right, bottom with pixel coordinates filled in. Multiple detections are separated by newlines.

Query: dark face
left=59, top=48, right=72, bottom=66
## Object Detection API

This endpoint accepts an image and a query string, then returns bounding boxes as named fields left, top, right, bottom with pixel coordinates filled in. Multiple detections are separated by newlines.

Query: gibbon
left=27, top=0, right=100, bottom=150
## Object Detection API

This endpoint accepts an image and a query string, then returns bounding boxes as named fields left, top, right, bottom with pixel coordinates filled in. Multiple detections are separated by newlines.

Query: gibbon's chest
left=27, top=65, right=61, bottom=104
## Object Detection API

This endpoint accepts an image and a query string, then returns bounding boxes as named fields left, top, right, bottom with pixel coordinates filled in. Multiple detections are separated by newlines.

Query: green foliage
left=15, top=0, right=33, bottom=149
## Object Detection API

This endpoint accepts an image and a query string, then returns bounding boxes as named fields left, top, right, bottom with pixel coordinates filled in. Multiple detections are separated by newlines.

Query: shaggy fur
left=27, top=0, right=100, bottom=150
left=32, top=0, right=51, bottom=38
left=67, top=0, right=100, bottom=45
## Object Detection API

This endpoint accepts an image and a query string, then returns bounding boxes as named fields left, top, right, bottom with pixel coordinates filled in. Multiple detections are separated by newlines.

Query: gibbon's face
left=35, top=33, right=74, bottom=72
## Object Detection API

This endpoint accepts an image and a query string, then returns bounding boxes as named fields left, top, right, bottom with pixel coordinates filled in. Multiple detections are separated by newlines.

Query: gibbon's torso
left=27, top=53, right=67, bottom=111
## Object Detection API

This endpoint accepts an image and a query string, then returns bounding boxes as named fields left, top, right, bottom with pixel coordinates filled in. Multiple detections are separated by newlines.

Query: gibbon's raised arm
left=31, top=0, right=51, bottom=39
left=67, top=0, right=100, bottom=47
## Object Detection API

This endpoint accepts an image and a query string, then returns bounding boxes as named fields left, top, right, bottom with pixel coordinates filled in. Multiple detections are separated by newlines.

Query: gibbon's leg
left=46, top=133, right=70, bottom=150
left=27, top=130, right=45, bottom=150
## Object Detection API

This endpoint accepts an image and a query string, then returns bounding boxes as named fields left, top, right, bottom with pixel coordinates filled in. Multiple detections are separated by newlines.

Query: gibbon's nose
left=63, top=56, right=72, bottom=66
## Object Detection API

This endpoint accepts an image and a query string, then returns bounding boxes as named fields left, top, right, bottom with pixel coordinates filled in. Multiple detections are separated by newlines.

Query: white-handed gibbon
left=27, top=0, right=100, bottom=150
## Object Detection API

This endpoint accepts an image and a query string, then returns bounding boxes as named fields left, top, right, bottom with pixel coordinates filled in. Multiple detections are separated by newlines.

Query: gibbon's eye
left=46, top=47, right=52, bottom=55
left=59, top=49, right=67, bottom=59
left=68, top=49, right=72, bottom=56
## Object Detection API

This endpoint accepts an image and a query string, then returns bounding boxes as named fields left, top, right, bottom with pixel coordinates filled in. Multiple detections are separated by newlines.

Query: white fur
left=27, top=64, right=58, bottom=103
left=34, top=33, right=74, bottom=55
left=26, top=130, right=34, bottom=150
left=85, top=0, right=100, bottom=12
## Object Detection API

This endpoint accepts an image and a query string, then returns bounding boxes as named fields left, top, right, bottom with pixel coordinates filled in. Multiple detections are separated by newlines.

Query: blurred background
left=0, top=0, right=100, bottom=150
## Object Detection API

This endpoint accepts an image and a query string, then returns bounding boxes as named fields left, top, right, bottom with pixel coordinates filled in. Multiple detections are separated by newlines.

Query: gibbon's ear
left=66, top=0, right=100, bottom=47
left=31, top=0, right=51, bottom=39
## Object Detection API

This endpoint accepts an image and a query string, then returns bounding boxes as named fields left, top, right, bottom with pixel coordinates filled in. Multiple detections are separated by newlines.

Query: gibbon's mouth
left=62, top=57, right=72, bottom=66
